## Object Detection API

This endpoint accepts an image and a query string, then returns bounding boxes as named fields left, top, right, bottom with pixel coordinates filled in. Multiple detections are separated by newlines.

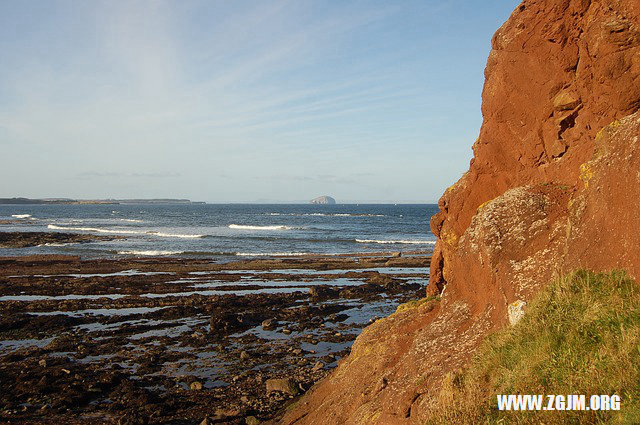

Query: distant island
left=310, top=196, right=336, bottom=205
left=0, top=197, right=206, bottom=205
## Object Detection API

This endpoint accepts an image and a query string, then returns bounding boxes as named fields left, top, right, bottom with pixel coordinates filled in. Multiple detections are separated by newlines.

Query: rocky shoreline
left=0, top=251, right=429, bottom=424
left=0, top=232, right=119, bottom=248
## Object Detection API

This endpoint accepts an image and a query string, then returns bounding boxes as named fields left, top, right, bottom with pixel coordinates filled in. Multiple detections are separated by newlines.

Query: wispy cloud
left=77, top=171, right=180, bottom=178
left=0, top=0, right=514, bottom=200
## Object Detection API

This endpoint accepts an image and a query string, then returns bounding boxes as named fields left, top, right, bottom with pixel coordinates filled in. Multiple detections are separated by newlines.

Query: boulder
left=265, top=378, right=299, bottom=396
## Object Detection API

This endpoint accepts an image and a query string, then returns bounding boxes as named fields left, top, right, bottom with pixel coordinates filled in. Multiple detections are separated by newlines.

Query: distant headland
left=0, top=197, right=206, bottom=205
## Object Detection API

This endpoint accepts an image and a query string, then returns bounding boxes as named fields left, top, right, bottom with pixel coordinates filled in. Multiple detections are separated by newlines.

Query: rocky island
left=309, top=196, right=336, bottom=205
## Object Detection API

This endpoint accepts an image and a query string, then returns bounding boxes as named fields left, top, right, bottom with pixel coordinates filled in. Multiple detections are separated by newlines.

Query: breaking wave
left=118, top=250, right=184, bottom=256
left=355, top=239, right=436, bottom=245
left=47, top=224, right=204, bottom=238
left=148, top=232, right=204, bottom=239
left=235, top=252, right=313, bottom=257
left=11, top=214, right=32, bottom=219
left=229, top=224, right=296, bottom=230
left=267, top=213, right=385, bottom=217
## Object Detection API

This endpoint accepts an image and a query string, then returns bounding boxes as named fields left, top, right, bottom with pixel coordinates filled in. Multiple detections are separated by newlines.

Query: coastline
left=0, top=246, right=429, bottom=423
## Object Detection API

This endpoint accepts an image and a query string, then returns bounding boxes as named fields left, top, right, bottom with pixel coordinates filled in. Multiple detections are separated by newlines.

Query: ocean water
left=0, top=204, right=438, bottom=259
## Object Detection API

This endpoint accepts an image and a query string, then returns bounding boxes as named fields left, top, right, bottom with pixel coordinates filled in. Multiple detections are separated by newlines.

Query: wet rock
left=209, top=311, right=245, bottom=335
left=329, top=313, right=349, bottom=322
left=265, top=378, right=299, bottom=396
left=309, top=285, right=337, bottom=298
left=366, top=273, right=395, bottom=286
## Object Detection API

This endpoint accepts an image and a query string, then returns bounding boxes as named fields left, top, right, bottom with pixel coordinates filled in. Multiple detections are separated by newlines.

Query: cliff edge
left=276, top=1, right=640, bottom=423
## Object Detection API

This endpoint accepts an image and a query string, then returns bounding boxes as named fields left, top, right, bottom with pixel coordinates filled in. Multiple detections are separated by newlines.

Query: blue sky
left=0, top=0, right=520, bottom=203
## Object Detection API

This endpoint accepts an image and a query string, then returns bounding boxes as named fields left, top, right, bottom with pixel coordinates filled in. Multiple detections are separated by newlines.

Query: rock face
left=276, top=1, right=640, bottom=424
left=309, top=196, right=336, bottom=205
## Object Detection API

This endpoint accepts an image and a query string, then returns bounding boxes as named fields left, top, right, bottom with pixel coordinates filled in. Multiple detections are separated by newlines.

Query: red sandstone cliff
left=276, top=1, right=640, bottom=423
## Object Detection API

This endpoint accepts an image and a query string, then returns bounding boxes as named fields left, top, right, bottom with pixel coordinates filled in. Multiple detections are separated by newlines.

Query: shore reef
left=0, top=251, right=429, bottom=423
left=0, top=232, right=119, bottom=248
left=278, top=0, right=640, bottom=423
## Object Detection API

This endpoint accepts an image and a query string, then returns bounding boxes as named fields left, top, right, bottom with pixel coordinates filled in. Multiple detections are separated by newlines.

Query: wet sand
left=0, top=252, right=429, bottom=424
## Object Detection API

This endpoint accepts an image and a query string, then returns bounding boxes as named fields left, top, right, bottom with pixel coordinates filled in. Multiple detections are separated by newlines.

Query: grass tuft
left=425, top=270, right=640, bottom=424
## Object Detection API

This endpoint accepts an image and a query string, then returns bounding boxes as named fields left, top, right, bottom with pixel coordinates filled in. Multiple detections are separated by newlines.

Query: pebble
left=261, top=319, right=277, bottom=330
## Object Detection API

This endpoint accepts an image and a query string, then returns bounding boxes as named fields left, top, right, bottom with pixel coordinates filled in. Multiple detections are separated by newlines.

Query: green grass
left=425, top=270, right=640, bottom=424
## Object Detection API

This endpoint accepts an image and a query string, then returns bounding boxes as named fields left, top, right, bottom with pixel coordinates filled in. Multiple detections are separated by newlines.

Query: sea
left=0, top=203, right=439, bottom=259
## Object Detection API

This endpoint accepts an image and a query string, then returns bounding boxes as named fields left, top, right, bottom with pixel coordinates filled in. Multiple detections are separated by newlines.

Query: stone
left=508, top=300, right=527, bottom=325
left=552, top=90, right=581, bottom=111
left=261, top=319, right=277, bottom=330
left=240, top=350, right=251, bottom=360
left=265, top=378, right=299, bottom=396
left=312, top=361, right=324, bottom=372
left=190, top=381, right=203, bottom=390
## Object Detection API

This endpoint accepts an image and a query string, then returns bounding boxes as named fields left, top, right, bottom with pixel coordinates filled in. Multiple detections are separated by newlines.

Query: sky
left=0, top=0, right=520, bottom=203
